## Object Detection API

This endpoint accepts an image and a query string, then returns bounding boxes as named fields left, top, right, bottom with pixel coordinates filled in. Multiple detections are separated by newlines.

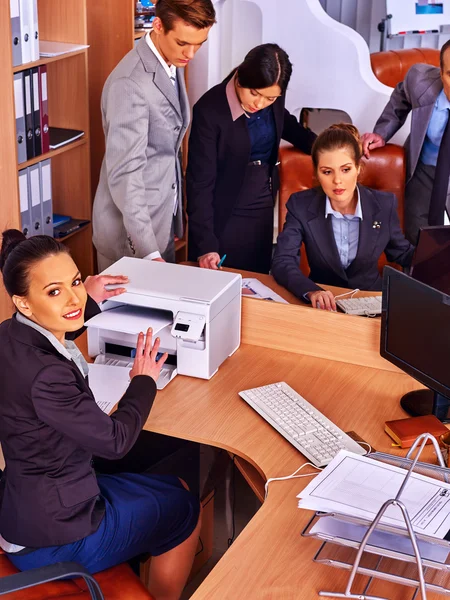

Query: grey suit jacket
left=92, top=37, right=190, bottom=262
left=373, top=64, right=442, bottom=182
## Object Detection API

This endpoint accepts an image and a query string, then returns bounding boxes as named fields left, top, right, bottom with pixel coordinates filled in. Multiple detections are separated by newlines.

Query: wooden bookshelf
left=17, top=138, right=87, bottom=170
left=1, top=0, right=93, bottom=321
left=86, top=1, right=189, bottom=265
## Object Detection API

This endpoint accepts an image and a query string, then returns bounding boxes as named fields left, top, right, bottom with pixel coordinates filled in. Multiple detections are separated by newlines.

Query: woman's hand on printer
left=130, top=328, right=168, bottom=383
left=84, top=274, right=129, bottom=303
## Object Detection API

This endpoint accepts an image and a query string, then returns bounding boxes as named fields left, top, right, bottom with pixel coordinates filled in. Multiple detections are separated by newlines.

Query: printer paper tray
left=93, top=355, right=177, bottom=391
left=85, top=304, right=173, bottom=337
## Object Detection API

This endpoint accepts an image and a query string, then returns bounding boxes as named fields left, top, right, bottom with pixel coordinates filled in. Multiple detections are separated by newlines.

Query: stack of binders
left=10, top=0, right=40, bottom=67
left=19, top=160, right=53, bottom=239
left=14, top=65, right=49, bottom=164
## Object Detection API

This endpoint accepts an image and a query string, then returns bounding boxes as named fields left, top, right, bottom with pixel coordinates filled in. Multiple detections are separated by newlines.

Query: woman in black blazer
left=0, top=231, right=201, bottom=598
left=272, top=124, right=415, bottom=309
left=187, top=43, right=316, bottom=274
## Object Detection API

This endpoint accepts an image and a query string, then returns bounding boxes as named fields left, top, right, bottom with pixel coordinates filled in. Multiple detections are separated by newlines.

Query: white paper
left=85, top=305, right=172, bottom=337
left=310, top=516, right=450, bottom=564
left=88, top=363, right=130, bottom=414
left=241, top=278, right=288, bottom=303
left=298, top=450, right=450, bottom=539
left=39, top=41, right=89, bottom=57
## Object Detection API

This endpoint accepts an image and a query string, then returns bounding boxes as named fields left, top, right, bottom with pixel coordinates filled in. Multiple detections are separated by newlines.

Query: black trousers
left=218, top=164, right=274, bottom=274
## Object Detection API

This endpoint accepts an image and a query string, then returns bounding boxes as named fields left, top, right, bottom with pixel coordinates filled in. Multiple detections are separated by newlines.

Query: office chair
left=0, top=550, right=154, bottom=599
left=370, top=48, right=440, bottom=88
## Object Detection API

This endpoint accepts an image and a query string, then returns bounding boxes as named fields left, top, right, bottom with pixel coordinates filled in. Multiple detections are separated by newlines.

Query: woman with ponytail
left=272, top=124, right=415, bottom=309
left=0, top=231, right=201, bottom=599
left=186, top=43, right=316, bottom=274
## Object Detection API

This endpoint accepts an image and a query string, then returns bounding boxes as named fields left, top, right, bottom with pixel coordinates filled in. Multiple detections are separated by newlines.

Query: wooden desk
left=80, top=268, right=427, bottom=598
left=139, top=291, right=427, bottom=598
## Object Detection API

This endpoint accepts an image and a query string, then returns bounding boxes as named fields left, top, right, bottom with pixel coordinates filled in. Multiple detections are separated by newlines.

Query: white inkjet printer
left=85, top=257, right=242, bottom=390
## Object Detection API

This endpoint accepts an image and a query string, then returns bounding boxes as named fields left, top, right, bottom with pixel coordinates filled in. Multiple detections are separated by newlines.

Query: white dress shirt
left=142, top=32, right=179, bottom=261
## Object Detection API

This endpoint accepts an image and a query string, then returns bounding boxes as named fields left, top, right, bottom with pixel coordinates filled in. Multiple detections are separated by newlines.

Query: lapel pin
left=372, top=221, right=381, bottom=229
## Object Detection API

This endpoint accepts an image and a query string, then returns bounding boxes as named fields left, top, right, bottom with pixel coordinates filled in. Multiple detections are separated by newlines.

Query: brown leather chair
left=0, top=550, right=154, bottom=599
left=278, top=143, right=406, bottom=275
left=370, top=48, right=440, bottom=88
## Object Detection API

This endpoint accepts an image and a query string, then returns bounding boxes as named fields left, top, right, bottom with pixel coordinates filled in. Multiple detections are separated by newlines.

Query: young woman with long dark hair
left=0, top=230, right=201, bottom=600
left=186, top=43, right=316, bottom=274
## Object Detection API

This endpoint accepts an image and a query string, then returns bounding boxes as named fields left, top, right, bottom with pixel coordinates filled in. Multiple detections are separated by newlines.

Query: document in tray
left=310, top=515, right=450, bottom=564
left=88, top=363, right=130, bottom=414
left=241, top=278, right=288, bottom=303
left=85, top=305, right=172, bottom=336
left=298, top=450, right=450, bottom=539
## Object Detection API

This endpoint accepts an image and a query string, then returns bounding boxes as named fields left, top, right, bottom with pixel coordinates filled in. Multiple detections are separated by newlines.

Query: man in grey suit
left=362, top=40, right=450, bottom=244
left=93, top=0, right=216, bottom=271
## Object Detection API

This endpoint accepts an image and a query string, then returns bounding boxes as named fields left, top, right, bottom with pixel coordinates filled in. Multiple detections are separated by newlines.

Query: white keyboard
left=239, top=382, right=366, bottom=467
left=336, top=295, right=382, bottom=316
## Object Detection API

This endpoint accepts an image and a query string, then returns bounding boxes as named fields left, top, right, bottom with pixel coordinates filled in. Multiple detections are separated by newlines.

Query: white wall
left=188, top=0, right=409, bottom=141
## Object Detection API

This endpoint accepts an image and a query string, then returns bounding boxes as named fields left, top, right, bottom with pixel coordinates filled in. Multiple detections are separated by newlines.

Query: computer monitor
left=410, top=225, right=450, bottom=295
left=380, top=266, right=450, bottom=422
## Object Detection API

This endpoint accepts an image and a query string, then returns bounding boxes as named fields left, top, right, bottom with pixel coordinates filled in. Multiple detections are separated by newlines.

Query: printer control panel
left=171, top=312, right=205, bottom=342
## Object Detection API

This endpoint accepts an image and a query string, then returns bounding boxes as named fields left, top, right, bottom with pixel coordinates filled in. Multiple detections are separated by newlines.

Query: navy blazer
left=272, top=185, right=415, bottom=299
left=0, top=297, right=156, bottom=548
left=186, top=75, right=316, bottom=260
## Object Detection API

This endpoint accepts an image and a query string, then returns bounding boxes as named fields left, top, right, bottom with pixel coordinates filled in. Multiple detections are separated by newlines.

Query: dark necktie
left=429, top=108, right=450, bottom=226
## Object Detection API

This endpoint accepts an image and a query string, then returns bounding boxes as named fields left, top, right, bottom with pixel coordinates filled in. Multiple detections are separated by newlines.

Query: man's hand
left=306, top=290, right=337, bottom=311
left=84, top=274, right=129, bottom=304
left=198, top=252, right=221, bottom=270
left=152, top=257, right=165, bottom=262
left=361, top=133, right=385, bottom=159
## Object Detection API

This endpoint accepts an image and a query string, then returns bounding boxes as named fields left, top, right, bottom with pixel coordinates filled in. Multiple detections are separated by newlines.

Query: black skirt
left=218, top=163, right=274, bottom=274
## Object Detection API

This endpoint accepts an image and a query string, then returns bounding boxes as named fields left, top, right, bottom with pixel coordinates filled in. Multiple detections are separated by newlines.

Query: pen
left=217, top=254, right=227, bottom=269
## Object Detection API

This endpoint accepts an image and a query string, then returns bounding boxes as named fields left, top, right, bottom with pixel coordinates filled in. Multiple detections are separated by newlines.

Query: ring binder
left=302, top=434, right=450, bottom=600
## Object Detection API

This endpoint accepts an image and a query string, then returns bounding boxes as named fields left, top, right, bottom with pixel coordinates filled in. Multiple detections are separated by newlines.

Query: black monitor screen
left=411, top=225, right=450, bottom=295
left=381, top=268, right=450, bottom=399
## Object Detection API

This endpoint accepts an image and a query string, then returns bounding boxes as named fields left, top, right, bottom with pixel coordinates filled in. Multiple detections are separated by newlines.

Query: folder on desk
left=28, top=164, right=41, bottom=236
left=10, top=0, right=22, bottom=67
left=13, top=72, right=27, bottom=164
left=29, top=0, right=39, bottom=63
left=23, top=70, right=34, bottom=159
left=39, top=159, right=52, bottom=236
left=30, top=67, right=41, bottom=157
left=38, top=65, right=49, bottom=153
left=18, top=0, right=32, bottom=65
left=18, top=169, right=31, bottom=238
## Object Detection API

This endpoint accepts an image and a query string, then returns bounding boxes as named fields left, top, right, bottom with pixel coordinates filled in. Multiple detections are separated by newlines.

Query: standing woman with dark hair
left=186, top=43, right=316, bottom=274
left=0, top=230, right=201, bottom=599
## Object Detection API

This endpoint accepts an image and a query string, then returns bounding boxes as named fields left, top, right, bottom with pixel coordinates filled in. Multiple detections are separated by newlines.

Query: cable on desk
left=358, top=441, right=373, bottom=454
left=264, top=463, right=323, bottom=501
left=334, top=288, right=360, bottom=299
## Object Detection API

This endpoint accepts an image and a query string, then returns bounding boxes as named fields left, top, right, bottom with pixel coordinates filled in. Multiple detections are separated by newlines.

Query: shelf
left=134, top=29, right=148, bottom=39
left=17, top=137, right=88, bottom=170
left=12, top=48, right=88, bottom=74
left=56, top=222, right=91, bottom=243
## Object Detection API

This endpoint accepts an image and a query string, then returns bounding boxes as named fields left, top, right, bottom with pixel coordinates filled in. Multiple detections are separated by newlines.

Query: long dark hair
left=235, top=43, right=292, bottom=94
left=0, top=229, right=70, bottom=297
